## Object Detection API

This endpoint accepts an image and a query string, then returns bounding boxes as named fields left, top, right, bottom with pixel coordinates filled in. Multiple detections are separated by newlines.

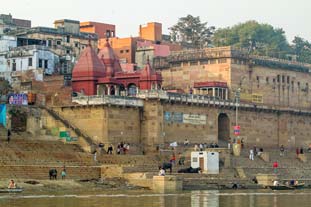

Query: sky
left=1, top=0, right=311, bottom=42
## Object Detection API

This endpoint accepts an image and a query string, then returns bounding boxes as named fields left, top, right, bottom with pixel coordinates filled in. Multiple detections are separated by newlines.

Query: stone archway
left=218, top=113, right=230, bottom=143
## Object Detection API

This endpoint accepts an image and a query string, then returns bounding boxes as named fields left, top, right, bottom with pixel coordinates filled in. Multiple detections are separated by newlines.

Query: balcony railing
left=72, top=95, right=144, bottom=107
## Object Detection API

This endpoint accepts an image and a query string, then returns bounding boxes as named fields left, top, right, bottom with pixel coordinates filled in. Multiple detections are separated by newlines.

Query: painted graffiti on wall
left=164, top=111, right=206, bottom=125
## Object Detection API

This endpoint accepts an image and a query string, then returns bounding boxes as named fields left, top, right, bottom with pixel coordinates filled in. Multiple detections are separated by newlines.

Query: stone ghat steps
left=98, top=155, right=161, bottom=166
left=0, top=139, right=85, bottom=153
left=0, top=139, right=95, bottom=166
left=0, top=165, right=101, bottom=180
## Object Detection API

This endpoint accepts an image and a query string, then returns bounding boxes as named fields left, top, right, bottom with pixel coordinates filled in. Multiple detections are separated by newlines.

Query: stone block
left=152, top=175, right=183, bottom=193
left=298, top=154, right=307, bottom=163
left=232, top=144, right=241, bottom=156
left=259, top=152, right=270, bottom=162
left=256, top=174, right=278, bottom=187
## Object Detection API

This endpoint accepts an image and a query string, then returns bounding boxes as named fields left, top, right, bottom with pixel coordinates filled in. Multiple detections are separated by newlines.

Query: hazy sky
left=2, top=0, right=311, bottom=42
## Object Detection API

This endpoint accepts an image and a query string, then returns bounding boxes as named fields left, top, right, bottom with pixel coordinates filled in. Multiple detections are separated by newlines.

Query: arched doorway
left=218, top=113, right=230, bottom=143
left=128, top=84, right=137, bottom=96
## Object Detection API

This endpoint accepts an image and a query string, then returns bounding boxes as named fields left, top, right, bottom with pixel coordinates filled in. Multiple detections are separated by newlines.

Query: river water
left=1, top=189, right=311, bottom=207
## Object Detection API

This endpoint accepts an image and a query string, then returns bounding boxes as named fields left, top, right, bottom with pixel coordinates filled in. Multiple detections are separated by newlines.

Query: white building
left=0, top=45, right=59, bottom=82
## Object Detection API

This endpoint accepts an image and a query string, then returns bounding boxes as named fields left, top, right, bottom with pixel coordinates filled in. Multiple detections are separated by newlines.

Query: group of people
left=116, top=142, right=130, bottom=155
left=95, top=143, right=130, bottom=155
left=194, top=142, right=219, bottom=151
left=249, top=146, right=264, bottom=160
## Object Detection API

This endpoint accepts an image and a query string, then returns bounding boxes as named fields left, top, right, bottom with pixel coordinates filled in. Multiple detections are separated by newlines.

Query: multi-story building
left=0, top=14, right=31, bottom=34
left=0, top=45, right=59, bottom=84
left=80, top=21, right=116, bottom=39
left=84, top=21, right=181, bottom=67
left=10, top=19, right=98, bottom=74
left=154, top=46, right=311, bottom=109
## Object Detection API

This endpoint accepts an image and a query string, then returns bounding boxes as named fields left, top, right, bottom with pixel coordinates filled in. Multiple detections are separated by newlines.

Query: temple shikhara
left=72, top=40, right=162, bottom=96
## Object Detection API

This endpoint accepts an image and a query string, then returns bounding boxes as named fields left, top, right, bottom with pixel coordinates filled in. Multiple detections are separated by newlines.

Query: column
left=115, top=85, right=119, bottom=96
left=212, top=88, right=215, bottom=97
left=107, top=84, right=111, bottom=96
left=225, top=89, right=228, bottom=100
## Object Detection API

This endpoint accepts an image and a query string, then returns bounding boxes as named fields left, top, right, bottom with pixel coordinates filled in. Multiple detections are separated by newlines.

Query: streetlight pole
left=235, top=88, right=241, bottom=127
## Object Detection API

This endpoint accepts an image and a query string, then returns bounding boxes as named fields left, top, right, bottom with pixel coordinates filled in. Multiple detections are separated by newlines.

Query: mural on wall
left=164, top=111, right=207, bottom=125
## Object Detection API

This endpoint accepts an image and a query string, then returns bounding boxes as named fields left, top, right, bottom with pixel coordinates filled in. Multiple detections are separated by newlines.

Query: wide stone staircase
left=232, top=147, right=311, bottom=183
left=0, top=128, right=101, bottom=180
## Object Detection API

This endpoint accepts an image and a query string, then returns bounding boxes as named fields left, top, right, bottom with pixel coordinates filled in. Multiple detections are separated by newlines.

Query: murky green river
left=1, top=189, right=311, bottom=207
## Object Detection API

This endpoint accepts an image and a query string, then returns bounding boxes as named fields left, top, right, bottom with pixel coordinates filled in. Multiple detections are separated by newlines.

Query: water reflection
left=1, top=190, right=311, bottom=207
left=191, top=190, right=219, bottom=207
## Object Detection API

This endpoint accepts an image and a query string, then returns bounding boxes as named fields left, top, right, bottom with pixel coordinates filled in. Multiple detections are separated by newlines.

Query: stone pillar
left=212, top=88, right=215, bottom=97
left=225, top=89, right=228, bottom=100
left=153, top=176, right=183, bottom=193
left=115, top=85, right=119, bottom=96
left=107, top=85, right=111, bottom=96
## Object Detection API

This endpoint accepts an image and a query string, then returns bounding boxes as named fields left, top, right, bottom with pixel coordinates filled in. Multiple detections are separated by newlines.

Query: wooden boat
left=269, top=185, right=294, bottom=190
left=0, top=188, right=23, bottom=193
left=292, top=183, right=305, bottom=189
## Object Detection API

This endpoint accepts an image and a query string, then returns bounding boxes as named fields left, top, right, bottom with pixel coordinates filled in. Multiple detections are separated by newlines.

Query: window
left=75, top=42, right=79, bottom=47
left=298, top=82, right=300, bottom=89
left=277, top=75, right=280, bottom=82
left=56, top=40, right=61, bottom=45
left=106, top=30, right=111, bottom=38
left=44, top=60, right=48, bottom=69
left=120, top=50, right=124, bottom=54
left=66, top=35, right=70, bottom=43
left=125, top=49, right=129, bottom=53
left=266, top=77, right=269, bottom=84
left=66, top=50, right=70, bottom=54
left=282, top=75, right=285, bottom=83
left=218, top=58, right=227, bottom=63
left=48, top=40, right=52, bottom=47
left=28, top=58, right=32, bottom=67
left=39, top=59, right=43, bottom=68
left=210, top=59, right=216, bottom=64
left=287, top=76, right=290, bottom=84
left=12, top=59, right=16, bottom=71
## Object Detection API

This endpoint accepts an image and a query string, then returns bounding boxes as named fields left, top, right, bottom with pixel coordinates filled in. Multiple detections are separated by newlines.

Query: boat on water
left=269, top=183, right=305, bottom=190
left=269, top=185, right=294, bottom=190
left=0, top=188, right=23, bottom=193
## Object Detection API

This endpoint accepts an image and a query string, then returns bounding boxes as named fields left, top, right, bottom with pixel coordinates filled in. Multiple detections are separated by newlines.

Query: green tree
left=0, top=78, right=11, bottom=95
left=212, top=21, right=290, bottom=58
left=169, top=15, right=215, bottom=49
left=292, top=36, right=311, bottom=64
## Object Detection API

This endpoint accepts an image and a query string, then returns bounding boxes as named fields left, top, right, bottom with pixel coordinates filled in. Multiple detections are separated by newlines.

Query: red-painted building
left=72, top=40, right=162, bottom=96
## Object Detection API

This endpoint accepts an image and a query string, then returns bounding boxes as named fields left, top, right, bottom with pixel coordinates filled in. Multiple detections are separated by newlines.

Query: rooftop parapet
left=154, top=46, right=311, bottom=73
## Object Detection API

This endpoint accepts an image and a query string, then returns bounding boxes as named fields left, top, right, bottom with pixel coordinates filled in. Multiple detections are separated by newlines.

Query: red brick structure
left=72, top=40, right=162, bottom=96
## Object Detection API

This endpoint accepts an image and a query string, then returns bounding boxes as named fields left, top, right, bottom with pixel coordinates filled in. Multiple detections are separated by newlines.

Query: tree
left=0, top=78, right=12, bottom=95
left=292, top=36, right=311, bottom=64
left=169, top=15, right=215, bottom=49
left=212, top=21, right=290, bottom=58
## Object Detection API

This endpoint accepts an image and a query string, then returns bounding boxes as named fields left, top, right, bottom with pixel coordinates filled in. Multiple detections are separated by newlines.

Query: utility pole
left=235, top=88, right=241, bottom=126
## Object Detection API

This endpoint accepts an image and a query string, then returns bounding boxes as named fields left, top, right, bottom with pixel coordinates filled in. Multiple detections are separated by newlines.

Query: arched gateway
left=218, top=113, right=230, bottom=143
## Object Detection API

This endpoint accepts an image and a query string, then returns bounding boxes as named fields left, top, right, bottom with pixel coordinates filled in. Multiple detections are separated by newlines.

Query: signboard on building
left=164, top=112, right=207, bottom=125
left=164, top=111, right=171, bottom=122
left=8, top=93, right=28, bottom=105
left=171, top=112, right=183, bottom=123
left=234, top=125, right=241, bottom=135
left=183, top=114, right=206, bottom=125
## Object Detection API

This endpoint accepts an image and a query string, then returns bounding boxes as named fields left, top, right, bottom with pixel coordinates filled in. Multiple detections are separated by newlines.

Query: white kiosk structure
left=191, top=151, right=219, bottom=174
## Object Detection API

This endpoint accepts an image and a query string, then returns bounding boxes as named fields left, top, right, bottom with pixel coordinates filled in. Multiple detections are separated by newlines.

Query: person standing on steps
left=7, top=129, right=11, bottom=144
